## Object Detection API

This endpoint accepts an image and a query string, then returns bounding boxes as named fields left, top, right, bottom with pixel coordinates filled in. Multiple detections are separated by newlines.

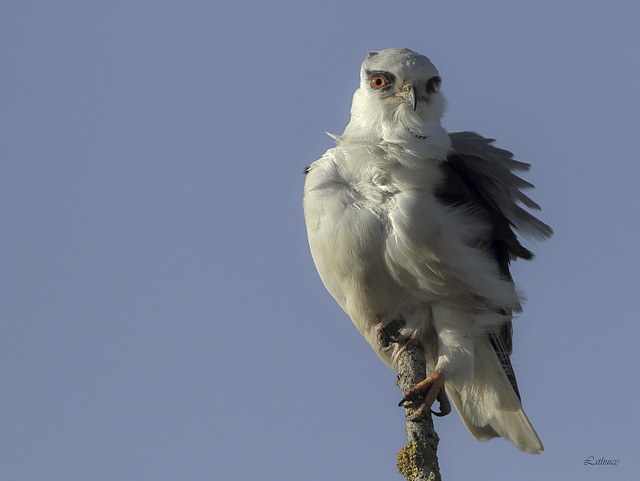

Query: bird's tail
left=445, top=338, right=544, bottom=454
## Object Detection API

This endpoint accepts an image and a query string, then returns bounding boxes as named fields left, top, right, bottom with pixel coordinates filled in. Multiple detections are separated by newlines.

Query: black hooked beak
left=401, top=84, right=419, bottom=111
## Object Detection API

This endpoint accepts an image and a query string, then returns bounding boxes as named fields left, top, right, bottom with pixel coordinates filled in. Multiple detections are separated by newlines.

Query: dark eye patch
left=365, top=70, right=395, bottom=90
left=427, top=76, right=441, bottom=93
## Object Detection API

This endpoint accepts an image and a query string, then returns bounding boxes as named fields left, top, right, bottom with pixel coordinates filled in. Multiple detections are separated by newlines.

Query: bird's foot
left=398, top=371, right=452, bottom=420
left=376, top=318, right=406, bottom=351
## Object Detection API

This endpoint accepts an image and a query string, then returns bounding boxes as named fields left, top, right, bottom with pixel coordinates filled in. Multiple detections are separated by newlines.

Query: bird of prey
left=303, top=48, right=552, bottom=454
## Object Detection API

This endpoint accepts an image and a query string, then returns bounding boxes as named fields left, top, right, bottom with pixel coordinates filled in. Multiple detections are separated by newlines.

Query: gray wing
left=436, top=131, right=553, bottom=399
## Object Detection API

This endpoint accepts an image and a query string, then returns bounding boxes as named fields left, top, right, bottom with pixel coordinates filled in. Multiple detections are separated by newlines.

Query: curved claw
left=431, top=386, right=452, bottom=417
left=399, top=371, right=451, bottom=420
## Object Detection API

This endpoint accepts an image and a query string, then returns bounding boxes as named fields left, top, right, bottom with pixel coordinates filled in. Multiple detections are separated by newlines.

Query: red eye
left=370, top=76, right=388, bottom=89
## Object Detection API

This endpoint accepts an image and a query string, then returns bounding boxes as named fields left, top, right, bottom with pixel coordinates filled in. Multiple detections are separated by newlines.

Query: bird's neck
left=341, top=115, right=452, bottom=160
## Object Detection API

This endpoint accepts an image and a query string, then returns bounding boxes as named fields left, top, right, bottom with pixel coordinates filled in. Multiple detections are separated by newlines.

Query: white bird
left=303, top=48, right=552, bottom=454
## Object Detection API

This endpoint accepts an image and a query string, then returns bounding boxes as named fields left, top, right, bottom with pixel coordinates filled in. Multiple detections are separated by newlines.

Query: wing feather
left=437, top=131, right=552, bottom=400
left=446, top=131, right=553, bottom=243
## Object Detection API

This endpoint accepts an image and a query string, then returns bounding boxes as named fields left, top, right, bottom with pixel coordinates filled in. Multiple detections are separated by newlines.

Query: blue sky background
left=2, top=1, right=639, bottom=480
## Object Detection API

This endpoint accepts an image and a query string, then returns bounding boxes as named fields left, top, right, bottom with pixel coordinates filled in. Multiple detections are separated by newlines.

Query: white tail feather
left=446, top=339, right=544, bottom=454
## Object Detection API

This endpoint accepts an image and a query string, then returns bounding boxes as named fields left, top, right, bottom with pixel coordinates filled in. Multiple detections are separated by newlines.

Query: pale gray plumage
left=303, top=48, right=551, bottom=454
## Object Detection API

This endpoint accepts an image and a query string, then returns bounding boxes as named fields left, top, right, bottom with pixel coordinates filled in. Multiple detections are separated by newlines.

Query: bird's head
left=343, top=48, right=448, bottom=143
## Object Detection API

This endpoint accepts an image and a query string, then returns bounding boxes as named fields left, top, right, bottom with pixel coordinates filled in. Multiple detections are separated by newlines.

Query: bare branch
left=396, top=341, right=442, bottom=481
